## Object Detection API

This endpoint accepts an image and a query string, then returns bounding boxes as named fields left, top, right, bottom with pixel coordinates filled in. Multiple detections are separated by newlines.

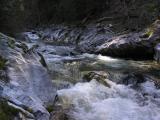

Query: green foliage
left=46, top=105, right=54, bottom=113
left=0, top=101, right=19, bottom=120
left=7, top=38, right=15, bottom=48
left=26, top=107, right=33, bottom=113
left=147, top=30, right=153, bottom=37
left=0, top=56, right=7, bottom=70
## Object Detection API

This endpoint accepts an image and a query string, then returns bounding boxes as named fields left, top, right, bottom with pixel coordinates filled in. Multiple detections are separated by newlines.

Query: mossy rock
left=7, top=38, right=15, bottom=49
left=47, top=105, right=54, bottom=113
left=0, top=32, right=15, bottom=49
left=144, top=29, right=154, bottom=38
left=50, top=105, right=69, bottom=120
left=0, top=56, right=7, bottom=70
left=16, top=42, right=29, bottom=53
left=83, top=71, right=110, bottom=87
left=0, top=100, right=19, bottom=120
left=142, top=19, right=160, bottom=39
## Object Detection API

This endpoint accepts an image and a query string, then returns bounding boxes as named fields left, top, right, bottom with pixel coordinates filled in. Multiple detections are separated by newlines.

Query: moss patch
left=7, top=37, right=15, bottom=49
left=47, top=105, right=54, bottom=113
left=0, top=101, right=19, bottom=120
left=145, top=29, right=153, bottom=38
left=0, top=56, right=7, bottom=70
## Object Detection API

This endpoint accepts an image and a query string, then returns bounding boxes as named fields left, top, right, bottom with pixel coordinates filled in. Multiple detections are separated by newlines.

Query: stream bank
left=0, top=20, right=160, bottom=119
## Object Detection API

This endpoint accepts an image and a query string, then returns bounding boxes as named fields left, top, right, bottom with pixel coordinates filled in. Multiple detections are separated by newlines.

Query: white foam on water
left=25, top=32, right=40, bottom=40
left=57, top=80, right=160, bottom=120
left=141, top=81, right=160, bottom=94
left=97, top=54, right=119, bottom=62
left=82, top=53, right=119, bottom=62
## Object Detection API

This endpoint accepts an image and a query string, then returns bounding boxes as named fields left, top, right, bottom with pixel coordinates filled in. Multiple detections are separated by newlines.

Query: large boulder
left=96, top=20, right=160, bottom=59
left=96, top=32, right=153, bottom=58
left=83, top=71, right=111, bottom=87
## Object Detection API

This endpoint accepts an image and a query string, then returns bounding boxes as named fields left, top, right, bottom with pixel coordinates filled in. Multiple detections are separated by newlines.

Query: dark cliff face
left=0, top=0, right=159, bottom=34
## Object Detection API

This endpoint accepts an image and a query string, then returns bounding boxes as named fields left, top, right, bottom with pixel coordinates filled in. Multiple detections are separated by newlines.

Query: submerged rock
left=83, top=71, right=148, bottom=88
left=83, top=71, right=110, bottom=87
left=50, top=105, right=70, bottom=120
left=119, top=73, right=146, bottom=86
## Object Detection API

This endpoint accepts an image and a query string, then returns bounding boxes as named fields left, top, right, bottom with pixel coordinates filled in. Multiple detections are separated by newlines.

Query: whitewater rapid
left=18, top=32, right=160, bottom=120
left=57, top=79, right=160, bottom=120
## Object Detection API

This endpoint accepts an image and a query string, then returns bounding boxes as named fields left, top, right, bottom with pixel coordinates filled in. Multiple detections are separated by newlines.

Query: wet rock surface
left=50, top=106, right=70, bottom=120
left=0, top=20, right=160, bottom=120
left=0, top=33, right=56, bottom=120
left=97, top=20, right=160, bottom=59
left=96, top=32, right=153, bottom=59
left=83, top=71, right=110, bottom=87
left=22, top=24, right=114, bottom=53
left=18, top=20, right=160, bottom=60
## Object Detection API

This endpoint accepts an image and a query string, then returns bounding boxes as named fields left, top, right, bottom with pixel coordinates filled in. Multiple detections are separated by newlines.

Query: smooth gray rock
left=96, top=32, right=155, bottom=59
left=0, top=33, right=56, bottom=120
left=96, top=20, right=160, bottom=59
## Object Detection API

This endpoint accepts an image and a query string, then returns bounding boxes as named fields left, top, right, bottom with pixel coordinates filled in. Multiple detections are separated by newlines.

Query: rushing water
left=34, top=40, right=160, bottom=120
left=18, top=31, right=160, bottom=120
left=49, top=54, right=160, bottom=120
left=58, top=80, right=160, bottom=120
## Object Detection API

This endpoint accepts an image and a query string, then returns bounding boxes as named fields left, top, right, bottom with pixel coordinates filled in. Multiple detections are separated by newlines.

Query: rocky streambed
left=0, top=21, right=160, bottom=120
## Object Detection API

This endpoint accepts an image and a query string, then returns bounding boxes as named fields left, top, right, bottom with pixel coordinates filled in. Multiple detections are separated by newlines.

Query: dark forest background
left=0, top=0, right=160, bottom=34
